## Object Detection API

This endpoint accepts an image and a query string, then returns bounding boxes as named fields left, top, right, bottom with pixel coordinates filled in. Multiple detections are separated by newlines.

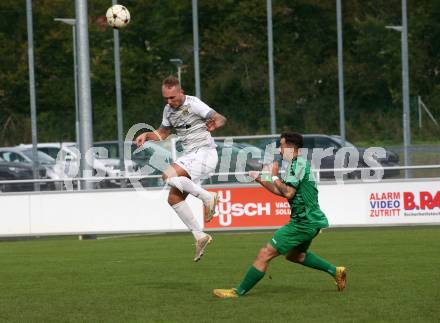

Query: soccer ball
left=106, top=4, right=130, bottom=29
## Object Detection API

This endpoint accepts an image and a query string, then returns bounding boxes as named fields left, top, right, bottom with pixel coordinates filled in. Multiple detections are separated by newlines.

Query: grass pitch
left=0, top=227, right=439, bottom=322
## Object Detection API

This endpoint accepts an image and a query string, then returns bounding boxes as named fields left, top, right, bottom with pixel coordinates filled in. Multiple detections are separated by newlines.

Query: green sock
left=236, top=266, right=265, bottom=296
left=302, top=252, right=336, bottom=276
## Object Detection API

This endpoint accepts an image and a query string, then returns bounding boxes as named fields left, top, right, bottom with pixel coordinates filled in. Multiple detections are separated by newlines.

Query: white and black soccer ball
left=106, top=4, right=130, bottom=29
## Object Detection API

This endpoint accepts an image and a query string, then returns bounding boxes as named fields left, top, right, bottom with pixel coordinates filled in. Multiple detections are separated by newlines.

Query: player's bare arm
left=255, top=174, right=282, bottom=196
left=249, top=162, right=296, bottom=199
left=270, top=161, right=296, bottom=199
left=250, top=172, right=296, bottom=199
left=271, top=177, right=296, bottom=199
left=135, top=126, right=171, bottom=147
left=206, top=112, right=227, bottom=132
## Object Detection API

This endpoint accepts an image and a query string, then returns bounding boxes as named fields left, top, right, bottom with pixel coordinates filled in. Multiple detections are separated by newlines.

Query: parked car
left=0, top=147, right=62, bottom=187
left=255, top=134, right=400, bottom=180
left=94, top=139, right=266, bottom=186
left=18, top=143, right=134, bottom=188
left=207, top=140, right=264, bottom=184
left=23, top=142, right=77, bottom=159
left=94, top=141, right=171, bottom=187
left=0, top=157, right=48, bottom=192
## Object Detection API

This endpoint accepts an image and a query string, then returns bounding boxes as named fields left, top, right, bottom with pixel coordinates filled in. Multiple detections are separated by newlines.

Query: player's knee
left=162, top=168, right=178, bottom=182
left=167, top=188, right=179, bottom=205
left=165, top=175, right=179, bottom=189
left=285, top=252, right=305, bottom=263
left=162, top=172, right=171, bottom=182
left=167, top=187, right=186, bottom=206
left=256, top=247, right=272, bottom=262
left=168, top=194, right=183, bottom=206
left=167, top=194, right=176, bottom=206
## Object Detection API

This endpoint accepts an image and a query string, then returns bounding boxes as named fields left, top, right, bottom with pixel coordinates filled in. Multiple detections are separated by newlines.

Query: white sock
left=167, top=176, right=212, bottom=204
left=172, top=201, right=206, bottom=240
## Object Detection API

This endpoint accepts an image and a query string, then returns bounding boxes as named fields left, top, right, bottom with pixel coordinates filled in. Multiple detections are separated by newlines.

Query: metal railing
left=1, top=164, right=440, bottom=194
left=2, top=134, right=439, bottom=193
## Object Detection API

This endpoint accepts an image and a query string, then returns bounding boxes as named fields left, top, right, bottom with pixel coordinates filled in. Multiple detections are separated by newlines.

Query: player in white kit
left=135, top=76, right=227, bottom=261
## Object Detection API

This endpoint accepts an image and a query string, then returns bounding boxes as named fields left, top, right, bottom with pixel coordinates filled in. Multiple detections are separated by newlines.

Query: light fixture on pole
left=385, top=25, right=402, bottom=32
left=54, top=18, right=80, bottom=155
left=170, top=58, right=183, bottom=84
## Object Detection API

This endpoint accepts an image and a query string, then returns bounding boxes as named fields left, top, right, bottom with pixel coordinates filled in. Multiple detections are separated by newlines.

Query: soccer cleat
left=204, top=192, right=218, bottom=223
left=335, top=266, right=347, bottom=291
left=213, top=288, right=239, bottom=298
left=193, top=234, right=213, bottom=262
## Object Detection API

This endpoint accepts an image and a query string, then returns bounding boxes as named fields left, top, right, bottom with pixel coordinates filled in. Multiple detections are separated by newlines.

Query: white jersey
left=161, top=95, right=217, bottom=153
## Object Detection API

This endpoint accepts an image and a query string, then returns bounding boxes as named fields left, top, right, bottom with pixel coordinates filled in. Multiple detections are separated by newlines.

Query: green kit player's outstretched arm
left=249, top=162, right=296, bottom=199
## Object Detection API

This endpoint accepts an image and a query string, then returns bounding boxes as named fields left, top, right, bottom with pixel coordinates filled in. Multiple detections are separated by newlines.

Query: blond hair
left=162, top=75, right=180, bottom=89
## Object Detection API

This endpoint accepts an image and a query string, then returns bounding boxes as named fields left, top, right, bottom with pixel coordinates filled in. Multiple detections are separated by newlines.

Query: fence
left=1, top=134, right=440, bottom=193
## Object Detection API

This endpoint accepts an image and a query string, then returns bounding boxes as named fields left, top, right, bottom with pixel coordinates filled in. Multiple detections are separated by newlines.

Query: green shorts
left=269, top=221, right=321, bottom=255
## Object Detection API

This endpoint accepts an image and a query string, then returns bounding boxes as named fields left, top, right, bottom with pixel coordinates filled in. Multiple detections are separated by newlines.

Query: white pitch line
left=97, top=233, right=162, bottom=240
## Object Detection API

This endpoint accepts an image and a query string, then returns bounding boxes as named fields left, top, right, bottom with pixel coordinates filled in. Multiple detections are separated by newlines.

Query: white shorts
left=175, top=148, right=218, bottom=184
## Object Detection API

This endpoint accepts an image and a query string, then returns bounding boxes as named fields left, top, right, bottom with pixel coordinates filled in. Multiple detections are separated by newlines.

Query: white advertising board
left=0, top=179, right=438, bottom=236
left=319, top=180, right=440, bottom=227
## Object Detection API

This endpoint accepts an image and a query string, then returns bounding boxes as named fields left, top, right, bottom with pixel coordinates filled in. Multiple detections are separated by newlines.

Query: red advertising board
left=205, top=186, right=291, bottom=229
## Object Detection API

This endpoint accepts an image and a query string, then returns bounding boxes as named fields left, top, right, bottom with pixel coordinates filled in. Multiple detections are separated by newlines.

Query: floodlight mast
left=75, top=0, right=94, bottom=189
left=54, top=18, right=80, bottom=156
left=385, top=2, right=411, bottom=178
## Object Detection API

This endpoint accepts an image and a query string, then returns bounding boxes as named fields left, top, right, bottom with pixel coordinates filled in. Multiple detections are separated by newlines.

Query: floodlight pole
left=418, top=96, right=422, bottom=128
left=26, top=0, right=40, bottom=191
left=112, top=0, right=125, bottom=186
left=401, top=0, right=411, bottom=179
left=336, top=0, right=346, bottom=145
left=267, top=0, right=276, bottom=134
left=385, top=0, right=411, bottom=178
left=75, top=0, right=94, bottom=189
left=54, top=18, right=80, bottom=157
left=73, top=25, right=80, bottom=154
left=192, top=0, right=201, bottom=98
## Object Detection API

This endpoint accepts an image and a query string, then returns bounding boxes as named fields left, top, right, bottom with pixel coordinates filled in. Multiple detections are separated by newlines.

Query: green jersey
left=282, top=156, right=329, bottom=229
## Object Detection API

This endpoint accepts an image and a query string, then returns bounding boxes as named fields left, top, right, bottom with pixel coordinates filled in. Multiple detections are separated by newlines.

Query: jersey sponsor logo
left=180, top=106, right=190, bottom=115
left=368, top=190, right=440, bottom=218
